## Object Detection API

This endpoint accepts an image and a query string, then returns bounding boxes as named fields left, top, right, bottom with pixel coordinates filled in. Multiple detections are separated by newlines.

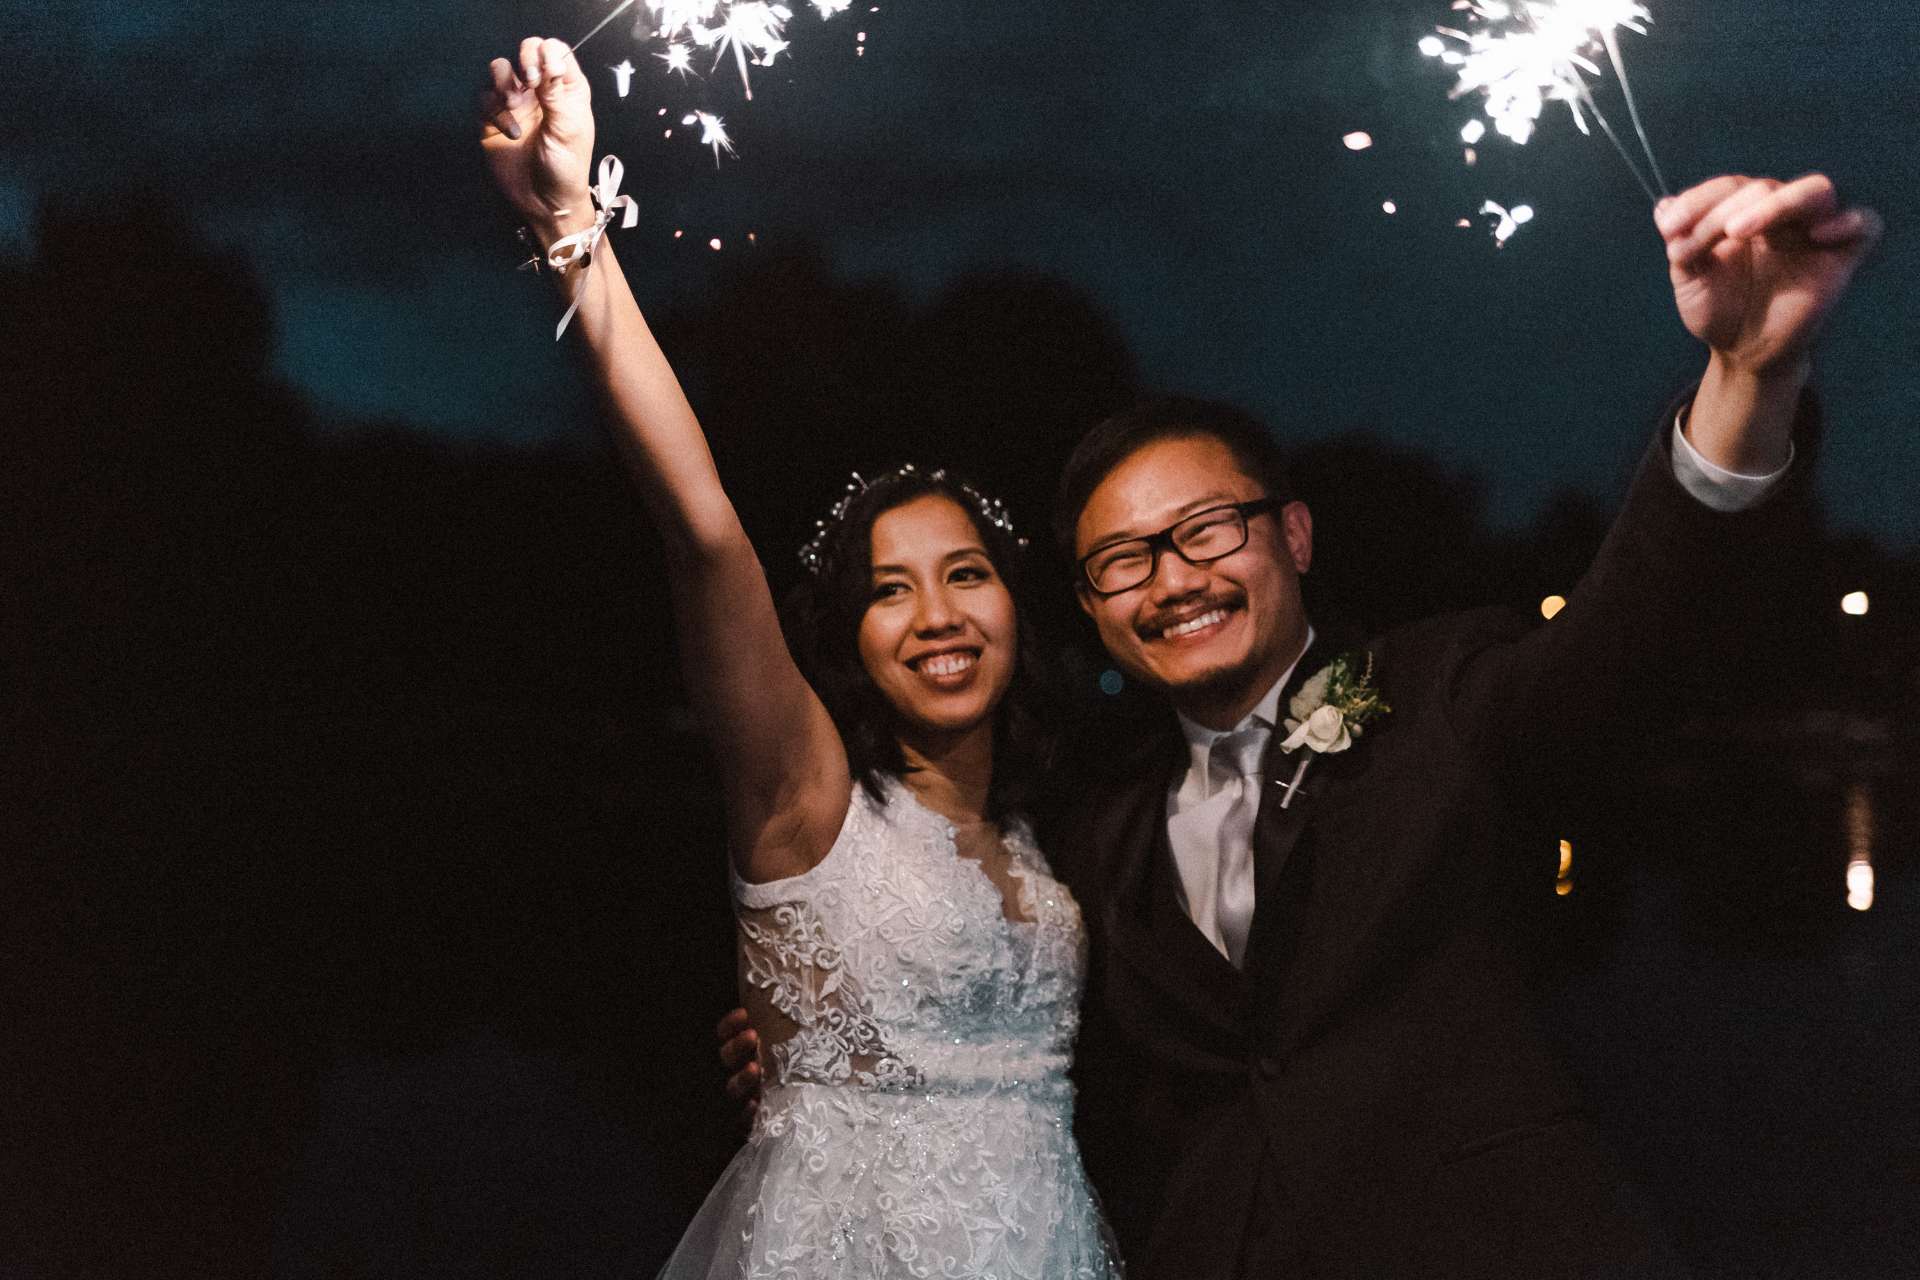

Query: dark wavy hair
left=1052, top=396, right=1295, bottom=561
left=780, top=467, right=1056, bottom=823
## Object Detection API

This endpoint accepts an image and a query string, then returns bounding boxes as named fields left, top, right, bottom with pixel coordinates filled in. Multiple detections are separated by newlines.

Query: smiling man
left=717, top=170, right=1882, bottom=1277
left=1044, top=170, right=1881, bottom=1279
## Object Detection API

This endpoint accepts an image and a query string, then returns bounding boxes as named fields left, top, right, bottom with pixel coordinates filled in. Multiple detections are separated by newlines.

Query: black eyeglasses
left=1078, top=498, right=1281, bottom=596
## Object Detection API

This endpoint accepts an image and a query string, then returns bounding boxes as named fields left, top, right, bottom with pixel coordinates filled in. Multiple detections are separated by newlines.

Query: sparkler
left=1479, top=199, right=1535, bottom=245
left=1425, top=0, right=1670, bottom=203
left=565, top=0, right=854, bottom=166
left=659, top=42, right=694, bottom=75
left=688, top=110, right=736, bottom=164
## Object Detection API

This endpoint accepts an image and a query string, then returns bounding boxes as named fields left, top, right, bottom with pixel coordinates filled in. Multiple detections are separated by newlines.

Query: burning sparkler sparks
left=687, top=110, right=736, bottom=164
left=1422, top=0, right=1670, bottom=202
left=1480, top=199, right=1535, bottom=245
left=659, top=42, right=694, bottom=75
left=570, top=0, right=851, bottom=130
left=611, top=59, right=637, bottom=97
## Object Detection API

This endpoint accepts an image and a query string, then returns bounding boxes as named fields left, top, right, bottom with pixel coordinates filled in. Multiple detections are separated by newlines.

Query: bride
left=480, top=36, right=1119, bottom=1279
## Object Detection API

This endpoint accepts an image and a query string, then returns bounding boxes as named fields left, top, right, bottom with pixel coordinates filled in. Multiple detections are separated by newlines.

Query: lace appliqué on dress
left=657, top=781, right=1118, bottom=1280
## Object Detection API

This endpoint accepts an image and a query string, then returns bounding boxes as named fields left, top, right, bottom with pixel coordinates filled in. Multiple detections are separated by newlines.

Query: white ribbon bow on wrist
left=548, top=153, right=639, bottom=340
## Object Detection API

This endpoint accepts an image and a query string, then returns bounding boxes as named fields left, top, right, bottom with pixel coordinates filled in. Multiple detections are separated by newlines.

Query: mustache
left=1136, top=591, right=1244, bottom=636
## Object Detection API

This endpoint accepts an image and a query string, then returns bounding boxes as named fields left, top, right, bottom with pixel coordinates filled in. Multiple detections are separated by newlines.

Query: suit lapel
left=1248, top=636, right=1329, bottom=912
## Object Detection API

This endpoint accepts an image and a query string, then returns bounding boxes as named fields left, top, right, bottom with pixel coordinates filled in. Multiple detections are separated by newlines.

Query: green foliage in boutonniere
left=1275, top=651, right=1388, bottom=808
left=1281, top=651, right=1390, bottom=757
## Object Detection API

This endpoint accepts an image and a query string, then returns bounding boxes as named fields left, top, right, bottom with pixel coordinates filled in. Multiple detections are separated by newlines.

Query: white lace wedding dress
left=656, top=778, right=1119, bottom=1279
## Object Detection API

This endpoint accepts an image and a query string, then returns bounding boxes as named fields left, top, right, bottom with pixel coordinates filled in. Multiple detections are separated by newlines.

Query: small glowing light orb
left=1382, top=200, right=1398, bottom=214
left=1512, top=205, right=1535, bottom=224
left=1540, top=595, right=1567, bottom=620
left=1343, top=130, right=1374, bottom=151
left=1847, top=861, right=1874, bottom=911
left=1461, top=119, right=1487, bottom=144
left=1841, top=591, right=1870, bottom=616
left=1418, top=35, right=1446, bottom=57
left=1463, top=147, right=1478, bottom=166
left=674, top=229, right=685, bottom=239
left=709, top=237, right=724, bottom=250
left=1558, top=839, right=1573, bottom=876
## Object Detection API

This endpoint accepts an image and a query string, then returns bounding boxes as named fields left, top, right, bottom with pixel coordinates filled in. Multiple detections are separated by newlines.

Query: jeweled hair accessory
left=797, top=464, right=1026, bottom=576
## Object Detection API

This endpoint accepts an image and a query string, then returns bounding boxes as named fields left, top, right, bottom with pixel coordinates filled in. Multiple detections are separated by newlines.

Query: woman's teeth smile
left=915, top=652, right=978, bottom=681
left=1160, top=608, right=1230, bottom=641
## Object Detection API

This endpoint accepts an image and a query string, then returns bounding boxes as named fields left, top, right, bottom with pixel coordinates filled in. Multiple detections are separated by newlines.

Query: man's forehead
left=1075, top=436, right=1263, bottom=543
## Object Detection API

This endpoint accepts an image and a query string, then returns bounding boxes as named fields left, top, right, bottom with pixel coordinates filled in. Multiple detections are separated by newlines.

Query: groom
left=723, top=172, right=1880, bottom=1276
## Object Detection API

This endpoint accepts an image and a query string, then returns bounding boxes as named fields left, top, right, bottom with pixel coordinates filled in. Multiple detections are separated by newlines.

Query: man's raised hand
left=1657, top=172, right=1882, bottom=377
left=479, top=37, right=596, bottom=236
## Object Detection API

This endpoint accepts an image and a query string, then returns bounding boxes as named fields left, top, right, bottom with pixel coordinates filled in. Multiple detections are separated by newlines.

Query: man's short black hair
left=1052, top=396, right=1294, bottom=562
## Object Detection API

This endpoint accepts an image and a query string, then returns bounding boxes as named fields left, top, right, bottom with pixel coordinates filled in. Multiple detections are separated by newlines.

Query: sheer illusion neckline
left=893, top=781, right=1040, bottom=927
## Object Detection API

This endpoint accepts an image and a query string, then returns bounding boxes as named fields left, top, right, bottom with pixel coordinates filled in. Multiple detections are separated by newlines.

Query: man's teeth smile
left=917, top=652, right=977, bottom=678
left=1160, top=608, right=1230, bottom=640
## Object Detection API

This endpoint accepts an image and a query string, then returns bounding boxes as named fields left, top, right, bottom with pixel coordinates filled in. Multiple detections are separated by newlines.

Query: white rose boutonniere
left=1275, top=651, right=1389, bottom=808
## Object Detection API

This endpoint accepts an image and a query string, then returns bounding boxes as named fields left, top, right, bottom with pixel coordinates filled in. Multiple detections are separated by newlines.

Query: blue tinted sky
left=13, top=0, right=1916, bottom=542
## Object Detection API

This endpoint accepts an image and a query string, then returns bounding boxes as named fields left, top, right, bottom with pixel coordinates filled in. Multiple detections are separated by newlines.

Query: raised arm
left=1442, top=170, right=1880, bottom=755
left=481, top=37, right=849, bottom=880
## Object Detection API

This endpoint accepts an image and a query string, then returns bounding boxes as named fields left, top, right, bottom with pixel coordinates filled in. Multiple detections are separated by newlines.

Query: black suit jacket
left=1053, top=402, right=1818, bottom=1279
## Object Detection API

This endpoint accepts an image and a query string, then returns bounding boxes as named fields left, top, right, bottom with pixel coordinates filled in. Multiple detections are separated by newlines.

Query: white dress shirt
left=1164, top=414, right=1791, bottom=966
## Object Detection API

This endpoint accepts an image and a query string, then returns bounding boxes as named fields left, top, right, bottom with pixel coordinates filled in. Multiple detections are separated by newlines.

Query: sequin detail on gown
left=655, top=780, right=1119, bottom=1279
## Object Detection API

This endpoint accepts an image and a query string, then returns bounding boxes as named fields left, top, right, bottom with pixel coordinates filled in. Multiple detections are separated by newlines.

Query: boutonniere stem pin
left=1276, top=651, right=1389, bottom=809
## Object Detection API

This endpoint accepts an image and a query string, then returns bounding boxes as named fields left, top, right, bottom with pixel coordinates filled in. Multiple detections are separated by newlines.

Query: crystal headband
left=797, top=464, right=1026, bottom=576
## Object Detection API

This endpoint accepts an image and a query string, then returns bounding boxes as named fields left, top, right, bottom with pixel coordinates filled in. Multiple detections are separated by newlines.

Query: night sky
left=14, top=0, right=1916, bottom=546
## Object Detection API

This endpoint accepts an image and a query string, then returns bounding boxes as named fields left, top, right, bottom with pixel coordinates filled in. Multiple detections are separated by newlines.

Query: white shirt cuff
left=1670, top=411, right=1793, bottom=513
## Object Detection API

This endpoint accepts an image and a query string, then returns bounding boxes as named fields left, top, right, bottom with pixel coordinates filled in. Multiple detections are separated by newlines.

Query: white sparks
left=611, top=59, right=637, bottom=97
left=1460, top=118, right=1486, bottom=143
left=1480, top=198, right=1535, bottom=245
left=693, top=109, right=735, bottom=164
left=710, top=237, right=724, bottom=250
left=1343, top=130, right=1375, bottom=151
left=637, top=0, right=847, bottom=99
left=686, top=1, right=793, bottom=99
left=1424, top=0, right=1665, bottom=196
left=658, top=42, right=694, bottom=74
left=1383, top=200, right=1398, bottom=214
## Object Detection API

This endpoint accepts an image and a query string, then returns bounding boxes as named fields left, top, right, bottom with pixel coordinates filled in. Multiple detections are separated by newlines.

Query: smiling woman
left=783, top=471, right=1057, bottom=823
left=478, top=34, right=1118, bottom=1278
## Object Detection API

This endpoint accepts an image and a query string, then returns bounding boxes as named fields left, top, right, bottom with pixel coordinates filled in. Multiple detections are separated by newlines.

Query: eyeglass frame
left=1076, top=497, right=1284, bottom=597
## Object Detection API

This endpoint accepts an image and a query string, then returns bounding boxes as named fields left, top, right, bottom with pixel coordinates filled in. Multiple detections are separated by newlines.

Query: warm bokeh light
left=1540, top=594, right=1567, bottom=620
left=1841, top=591, right=1869, bottom=616
left=1555, top=839, right=1573, bottom=896
left=1845, top=782, right=1874, bottom=911
left=1847, top=862, right=1874, bottom=912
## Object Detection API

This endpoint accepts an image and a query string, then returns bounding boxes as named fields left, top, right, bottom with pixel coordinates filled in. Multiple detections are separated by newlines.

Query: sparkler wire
left=1570, top=80, right=1661, bottom=202
left=572, top=0, right=640, bottom=56
left=1600, top=27, right=1670, bottom=196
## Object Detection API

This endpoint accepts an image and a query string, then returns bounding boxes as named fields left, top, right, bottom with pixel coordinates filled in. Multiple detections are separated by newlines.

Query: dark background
left=6, top=0, right=1917, bottom=1275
